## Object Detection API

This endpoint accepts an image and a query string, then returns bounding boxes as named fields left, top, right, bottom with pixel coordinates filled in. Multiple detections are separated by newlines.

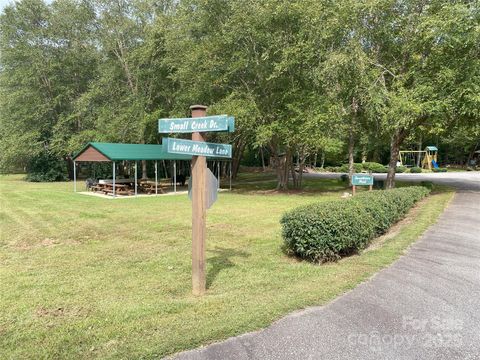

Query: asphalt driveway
left=172, top=172, right=480, bottom=360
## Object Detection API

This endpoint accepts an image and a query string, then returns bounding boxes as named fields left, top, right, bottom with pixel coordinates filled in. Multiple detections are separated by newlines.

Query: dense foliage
left=281, top=186, right=430, bottom=262
left=25, top=151, right=67, bottom=182
left=0, top=0, right=478, bottom=186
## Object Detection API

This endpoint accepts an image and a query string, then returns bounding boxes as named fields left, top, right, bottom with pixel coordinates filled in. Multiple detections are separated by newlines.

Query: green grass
left=0, top=174, right=454, bottom=359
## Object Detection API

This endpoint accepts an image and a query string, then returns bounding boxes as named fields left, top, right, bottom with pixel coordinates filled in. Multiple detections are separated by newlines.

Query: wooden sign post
left=190, top=105, right=208, bottom=296
left=159, top=106, right=234, bottom=296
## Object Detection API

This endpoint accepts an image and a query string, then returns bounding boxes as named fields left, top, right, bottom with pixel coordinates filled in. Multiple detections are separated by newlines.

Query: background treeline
left=1, top=0, right=479, bottom=188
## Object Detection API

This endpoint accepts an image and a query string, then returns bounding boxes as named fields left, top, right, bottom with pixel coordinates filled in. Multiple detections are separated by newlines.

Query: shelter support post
left=113, top=162, right=116, bottom=198
left=73, top=161, right=77, bottom=192
left=155, top=161, right=158, bottom=195
left=174, top=160, right=177, bottom=193
left=134, top=161, right=138, bottom=197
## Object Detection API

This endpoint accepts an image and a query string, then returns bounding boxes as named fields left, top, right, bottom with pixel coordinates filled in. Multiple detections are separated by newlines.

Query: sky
left=1, top=0, right=55, bottom=13
left=1, top=0, right=15, bottom=12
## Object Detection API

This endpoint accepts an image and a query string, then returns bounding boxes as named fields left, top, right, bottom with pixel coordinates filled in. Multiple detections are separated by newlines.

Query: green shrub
left=432, top=167, right=447, bottom=173
left=339, top=163, right=363, bottom=173
left=409, top=167, right=422, bottom=173
left=362, top=162, right=388, bottom=173
left=373, top=179, right=385, bottom=189
left=281, top=186, right=430, bottom=263
left=281, top=201, right=376, bottom=262
left=26, top=151, right=68, bottom=182
left=395, top=166, right=407, bottom=173
left=420, top=181, right=434, bottom=190
left=339, top=174, right=349, bottom=183
left=352, top=187, right=429, bottom=234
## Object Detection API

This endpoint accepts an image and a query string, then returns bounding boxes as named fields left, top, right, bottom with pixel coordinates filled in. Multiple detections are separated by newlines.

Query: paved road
left=305, top=172, right=480, bottom=192
left=173, top=172, right=480, bottom=360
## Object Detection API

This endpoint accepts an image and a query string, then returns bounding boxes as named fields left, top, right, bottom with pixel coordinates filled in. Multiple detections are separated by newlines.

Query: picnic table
left=107, top=183, right=132, bottom=196
left=98, top=179, right=134, bottom=185
left=138, top=180, right=163, bottom=194
left=91, top=183, right=133, bottom=196
left=91, top=179, right=163, bottom=196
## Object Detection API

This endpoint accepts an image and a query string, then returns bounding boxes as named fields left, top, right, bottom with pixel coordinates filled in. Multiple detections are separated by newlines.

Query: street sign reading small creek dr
left=163, top=137, right=232, bottom=158
left=352, top=174, right=374, bottom=186
left=158, top=115, right=235, bottom=133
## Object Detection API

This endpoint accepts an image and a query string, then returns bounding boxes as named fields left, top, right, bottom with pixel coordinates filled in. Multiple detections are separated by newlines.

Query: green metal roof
left=73, top=142, right=193, bottom=161
left=425, top=146, right=438, bottom=151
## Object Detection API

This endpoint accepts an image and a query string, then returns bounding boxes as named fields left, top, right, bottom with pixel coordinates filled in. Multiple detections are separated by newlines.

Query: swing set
left=399, top=146, right=439, bottom=170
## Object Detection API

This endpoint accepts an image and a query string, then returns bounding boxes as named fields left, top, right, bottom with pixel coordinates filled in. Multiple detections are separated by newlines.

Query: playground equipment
left=399, top=146, right=438, bottom=170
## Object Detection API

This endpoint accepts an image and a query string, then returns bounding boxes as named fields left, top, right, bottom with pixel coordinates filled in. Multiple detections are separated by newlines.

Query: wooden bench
left=102, top=188, right=134, bottom=196
left=139, top=182, right=162, bottom=194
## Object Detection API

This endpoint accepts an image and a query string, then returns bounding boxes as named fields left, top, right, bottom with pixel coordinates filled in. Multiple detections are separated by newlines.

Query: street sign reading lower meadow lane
left=352, top=174, right=374, bottom=186
left=163, top=137, right=232, bottom=158
left=158, top=115, right=235, bottom=133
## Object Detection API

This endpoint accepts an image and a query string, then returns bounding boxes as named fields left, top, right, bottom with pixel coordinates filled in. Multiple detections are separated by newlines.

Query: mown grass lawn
left=0, top=174, right=453, bottom=359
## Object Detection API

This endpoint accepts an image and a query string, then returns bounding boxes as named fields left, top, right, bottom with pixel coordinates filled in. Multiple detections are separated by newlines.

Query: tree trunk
left=260, top=147, right=266, bottom=171
left=298, top=150, right=306, bottom=188
left=348, top=126, right=355, bottom=186
left=232, top=140, right=246, bottom=179
left=361, top=144, right=367, bottom=163
left=386, top=128, right=408, bottom=189
left=275, top=153, right=288, bottom=190
left=416, top=138, right=422, bottom=167
left=466, top=140, right=479, bottom=167
left=348, top=98, right=358, bottom=186
left=284, top=151, right=291, bottom=189
left=290, top=157, right=298, bottom=188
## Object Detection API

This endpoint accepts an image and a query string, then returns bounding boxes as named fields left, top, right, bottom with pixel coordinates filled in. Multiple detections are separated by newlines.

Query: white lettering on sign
left=159, top=115, right=234, bottom=133
left=170, top=121, right=189, bottom=131
left=192, top=144, right=215, bottom=155
left=215, top=147, right=228, bottom=156
left=172, top=141, right=191, bottom=153
left=192, top=120, right=206, bottom=130
left=168, top=120, right=222, bottom=131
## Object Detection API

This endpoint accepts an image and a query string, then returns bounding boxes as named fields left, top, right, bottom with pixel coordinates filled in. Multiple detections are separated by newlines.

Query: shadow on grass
left=206, top=247, right=250, bottom=288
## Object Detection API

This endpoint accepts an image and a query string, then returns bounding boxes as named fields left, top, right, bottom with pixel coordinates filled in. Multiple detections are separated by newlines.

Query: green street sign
left=158, top=115, right=235, bottom=133
left=163, top=137, right=232, bottom=158
left=352, top=174, right=374, bottom=186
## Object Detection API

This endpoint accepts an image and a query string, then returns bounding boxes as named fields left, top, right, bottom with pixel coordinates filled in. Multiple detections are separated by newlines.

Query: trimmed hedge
left=362, top=162, right=389, bottom=173
left=410, top=166, right=422, bottom=173
left=326, top=163, right=408, bottom=174
left=339, top=163, right=363, bottom=173
left=281, top=186, right=430, bottom=263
